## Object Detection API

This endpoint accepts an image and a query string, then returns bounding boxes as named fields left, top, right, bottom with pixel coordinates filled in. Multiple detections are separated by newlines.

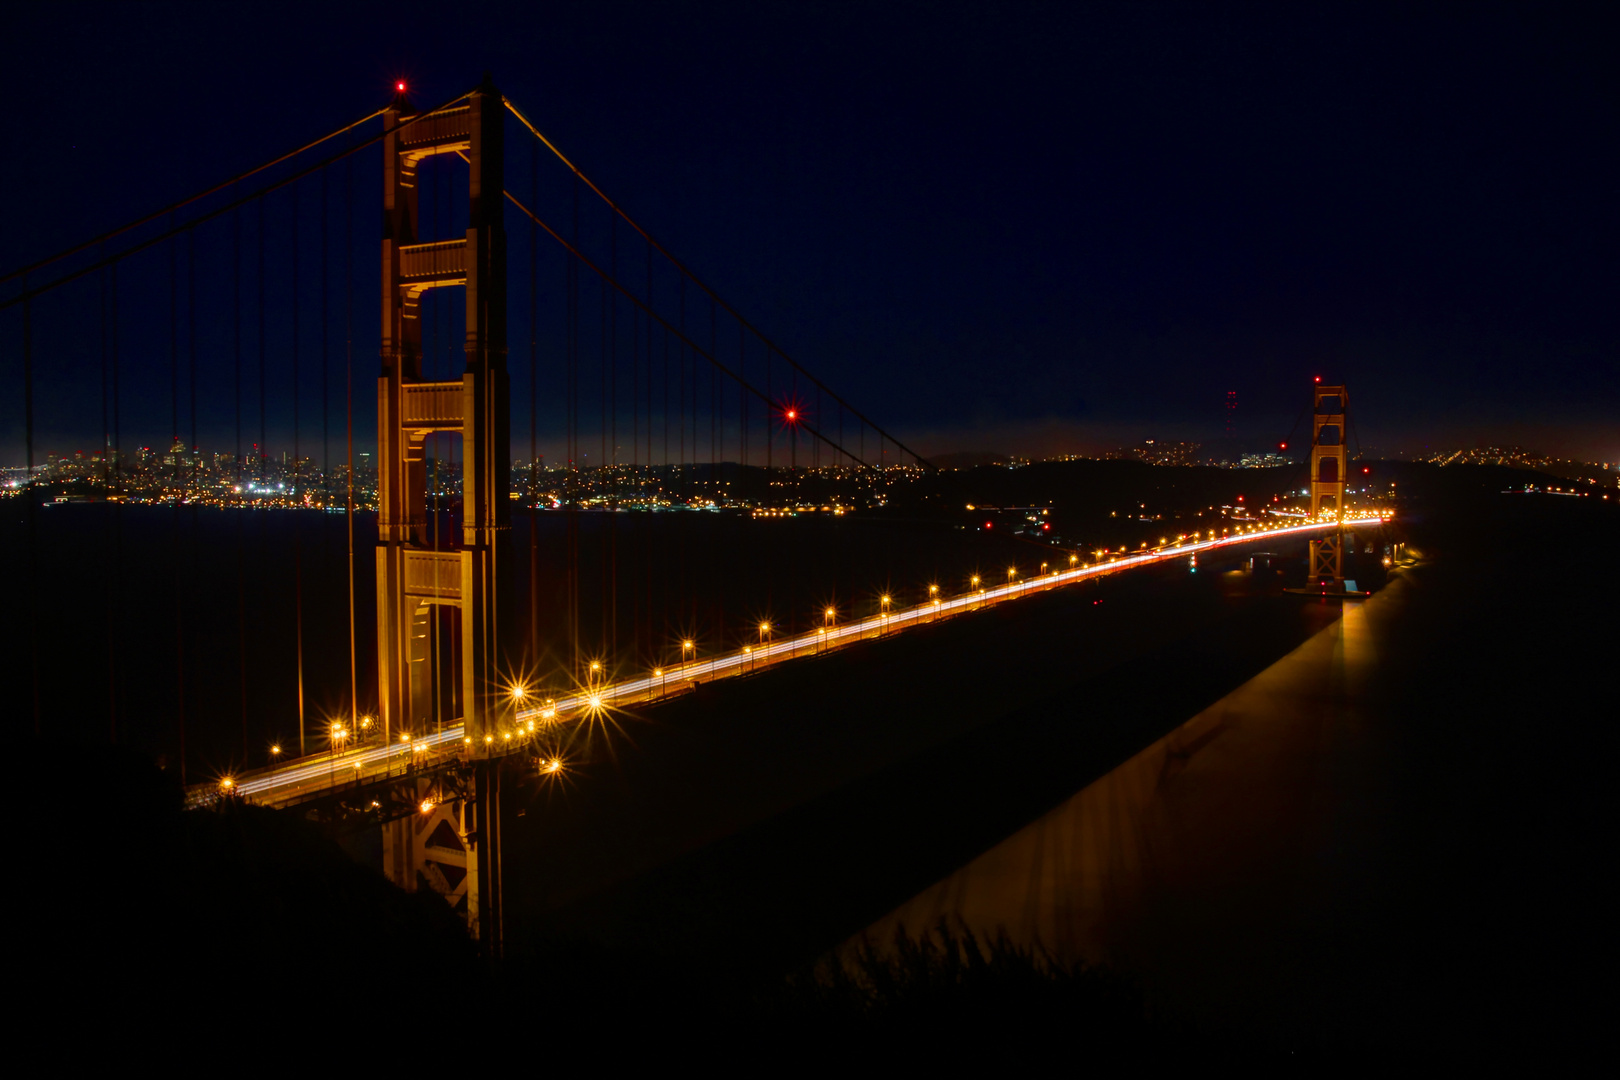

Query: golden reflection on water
left=854, top=579, right=1393, bottom=1009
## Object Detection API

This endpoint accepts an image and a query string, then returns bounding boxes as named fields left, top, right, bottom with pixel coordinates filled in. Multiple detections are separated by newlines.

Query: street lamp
left=682, top=639, right=695, bottom=666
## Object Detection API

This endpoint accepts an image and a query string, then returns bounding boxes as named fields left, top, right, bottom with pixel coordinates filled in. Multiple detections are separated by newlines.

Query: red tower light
left=785, top=409, right=797, bottom=422
left=1314, top=376, right=1322, bottom=383
left=396, top=81, right=406, bottom=92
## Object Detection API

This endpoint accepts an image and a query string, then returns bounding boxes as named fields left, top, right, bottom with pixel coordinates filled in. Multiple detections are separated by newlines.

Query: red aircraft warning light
left=785, top=409, right=797, bottom=421
left=1314, top=376, right=1322, bottom=383
left=396, top=81, right=406, bottom=92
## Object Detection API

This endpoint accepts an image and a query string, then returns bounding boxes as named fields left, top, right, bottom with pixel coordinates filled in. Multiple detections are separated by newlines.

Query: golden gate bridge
left=1, top=77, right=1380, bottom=954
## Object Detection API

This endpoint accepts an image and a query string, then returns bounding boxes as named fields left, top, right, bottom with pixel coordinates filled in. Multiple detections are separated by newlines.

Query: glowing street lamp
left=682, top=640, right=695, bottom=666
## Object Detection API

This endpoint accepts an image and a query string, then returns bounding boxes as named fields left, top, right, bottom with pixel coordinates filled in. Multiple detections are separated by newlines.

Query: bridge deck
left=195, top=515, right=1385, bottom=809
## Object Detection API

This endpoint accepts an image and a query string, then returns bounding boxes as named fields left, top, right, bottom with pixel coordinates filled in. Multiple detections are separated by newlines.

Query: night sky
left=2, top=1, right=1614, bottom=463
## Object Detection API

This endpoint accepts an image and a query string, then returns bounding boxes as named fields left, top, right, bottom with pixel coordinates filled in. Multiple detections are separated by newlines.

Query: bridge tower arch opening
left=376, top=77, right=511, bottom=951
left=1307, top=384, right=1349, bottom=586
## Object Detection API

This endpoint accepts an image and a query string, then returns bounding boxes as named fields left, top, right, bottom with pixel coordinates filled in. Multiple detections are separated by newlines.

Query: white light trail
left=226, top=515, right=1385, bottom=802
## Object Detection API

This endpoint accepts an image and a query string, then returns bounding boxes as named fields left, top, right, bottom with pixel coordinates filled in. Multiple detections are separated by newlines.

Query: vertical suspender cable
left=567, top=177, right=580, bottom=681
left=110, top=257, right=122, bottom=743
left=184, top=229, right=197, bottom=784
left=529, top=140, right=539, bottom=671
left=170, top=219, right=187, bottom=767
left=345, top=151, right=357, bottom=730
left=234, top=202, right=248, bottom=761
left=98, top=252, right=112, bottom=736
left=321, top=170, right=330, bottom=507
left=600, top=271, right=608, bottom=659
left=610, top=217, right=618, bottom=660
left=710, top=298, right=716, bottom=479
left=292, top=184, right=306, bottom=756
left=22, top=273, right=39, bottom=735
left=678, top=277, right=686, bottom=477
left=258, top=197, right=267, bottom=480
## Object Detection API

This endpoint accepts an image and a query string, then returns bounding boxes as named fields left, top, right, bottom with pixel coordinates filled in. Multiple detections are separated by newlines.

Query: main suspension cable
left=0, top=106, right=387, bottom=287
left=2, top=89, right=474, bottom=313
left=505, top=190, right=876, bottom=470
left=504, top=96, right=934, bottom=470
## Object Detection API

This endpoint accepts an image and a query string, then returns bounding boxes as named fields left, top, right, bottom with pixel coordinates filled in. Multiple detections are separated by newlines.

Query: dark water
left=1, top=500, right=1082, bottom=778
left=497, top=494, right=1611, bottom=1053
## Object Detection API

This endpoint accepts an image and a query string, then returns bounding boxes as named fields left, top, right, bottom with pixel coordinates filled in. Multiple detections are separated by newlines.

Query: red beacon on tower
left=396, top=81, right=406, bottom=93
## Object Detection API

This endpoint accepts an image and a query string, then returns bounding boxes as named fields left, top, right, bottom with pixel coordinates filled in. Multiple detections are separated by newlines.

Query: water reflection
left=855, top=584, right=1388, bottom=1022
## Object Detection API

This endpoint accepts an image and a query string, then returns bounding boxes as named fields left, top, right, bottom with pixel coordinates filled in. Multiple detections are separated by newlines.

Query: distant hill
left=930, top=451, right=1013, bottom=469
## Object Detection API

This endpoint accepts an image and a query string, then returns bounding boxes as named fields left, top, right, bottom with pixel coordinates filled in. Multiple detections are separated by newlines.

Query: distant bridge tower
left=1307, top=383, right=1348, bottom=585
left=375, top=77, right=510, bottom=952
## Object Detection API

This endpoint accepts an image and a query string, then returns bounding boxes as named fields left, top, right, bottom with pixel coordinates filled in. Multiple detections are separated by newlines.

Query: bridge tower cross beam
left=376, top=76, right=510, bottom=952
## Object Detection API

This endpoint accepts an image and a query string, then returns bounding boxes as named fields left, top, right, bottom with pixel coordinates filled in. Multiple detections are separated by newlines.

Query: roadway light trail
left=217, top=514, right=1386, bottom=805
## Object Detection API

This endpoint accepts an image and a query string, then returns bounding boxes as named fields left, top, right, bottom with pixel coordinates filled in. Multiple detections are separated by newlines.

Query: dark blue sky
left=3, top=1, right=1614, bottom=462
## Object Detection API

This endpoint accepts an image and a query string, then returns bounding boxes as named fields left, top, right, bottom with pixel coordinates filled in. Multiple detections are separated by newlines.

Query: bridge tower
left=375, top=77, right=511, bottom=951
left=1307, top=383, right=1348, bottom=586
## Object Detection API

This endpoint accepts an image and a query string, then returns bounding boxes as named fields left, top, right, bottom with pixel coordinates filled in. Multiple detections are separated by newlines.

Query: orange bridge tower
left=375, top=77, right=511, bottom=953
left=1307, top=383, right=1348, bottom=587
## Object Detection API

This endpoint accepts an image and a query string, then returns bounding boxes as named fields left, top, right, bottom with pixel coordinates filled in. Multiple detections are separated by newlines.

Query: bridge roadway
left=212, top=513, right=1386, bottom=807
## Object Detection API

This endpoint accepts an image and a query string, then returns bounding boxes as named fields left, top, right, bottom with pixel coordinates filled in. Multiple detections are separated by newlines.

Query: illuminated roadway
left=219, top=514, right=1387, bottom=806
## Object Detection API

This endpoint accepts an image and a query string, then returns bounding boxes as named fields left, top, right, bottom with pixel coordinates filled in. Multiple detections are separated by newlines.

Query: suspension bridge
left=1, top=77, right=1383, bottom=954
